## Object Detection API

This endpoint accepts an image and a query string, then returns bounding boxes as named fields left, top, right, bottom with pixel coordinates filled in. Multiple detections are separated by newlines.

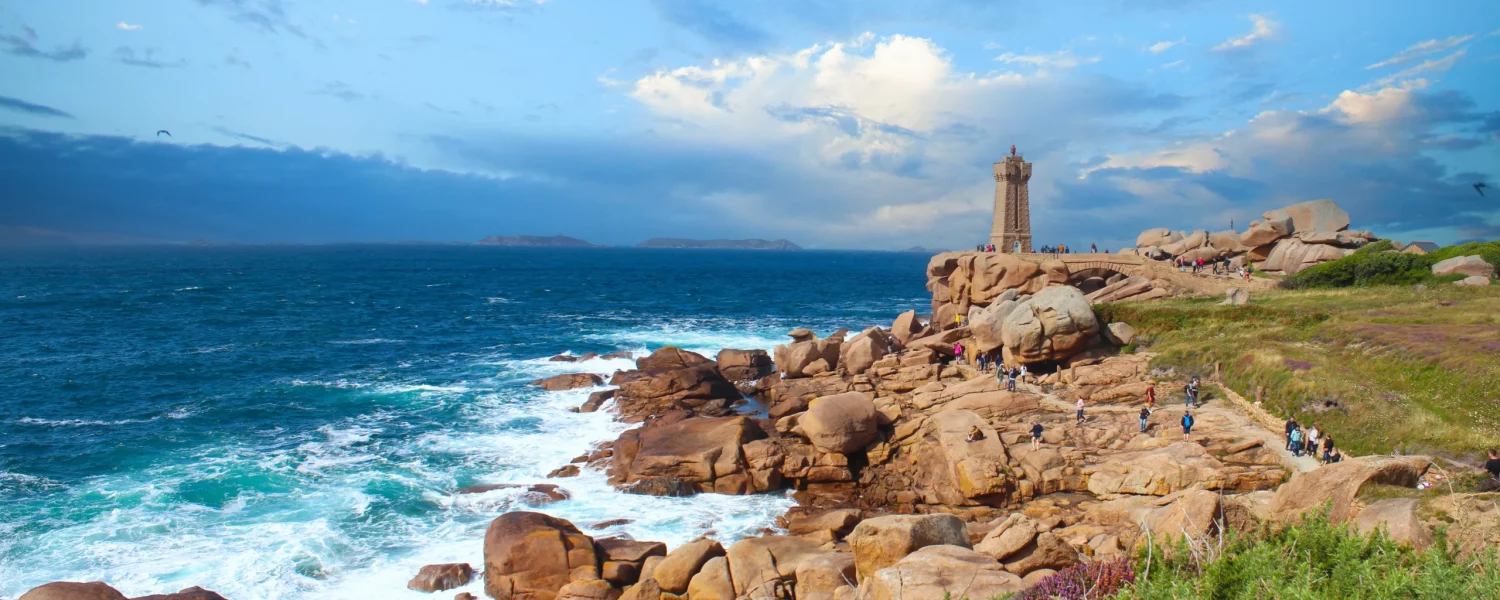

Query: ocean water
left=0, top=246, right=930, bottom=599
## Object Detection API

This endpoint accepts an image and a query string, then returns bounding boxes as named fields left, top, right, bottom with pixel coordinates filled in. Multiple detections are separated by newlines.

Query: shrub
left=1009, top=556, right=1135, bottom=600
left=1281, top=239, right=1499, bottom=289
left=1114, top=510, right=1500, bottom=599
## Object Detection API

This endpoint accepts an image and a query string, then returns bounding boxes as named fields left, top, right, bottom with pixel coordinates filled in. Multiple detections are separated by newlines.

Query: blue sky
left=1, top=0, right=1497, bottom=248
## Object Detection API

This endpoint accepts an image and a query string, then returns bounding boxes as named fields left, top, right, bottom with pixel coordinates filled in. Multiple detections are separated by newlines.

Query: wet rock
left=20, top=583, right=129, bottom=600
left=609, top=416, right=766, bottom=494
left=407, top=563, right=474, bottom=593
left=549, top=465, right=582, bottom=478
left=580, top=389, right=616, bottom=413
left=533, top=373, right=605, bottom=391
left=130, top=587, right=230, bottom=600
left=483, top=512, right=600, bottom=600
left=716, top=349, right=774, bottom=382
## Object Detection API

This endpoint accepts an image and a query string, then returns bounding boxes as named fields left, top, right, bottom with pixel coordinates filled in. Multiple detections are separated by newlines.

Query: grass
left=1112, top=511, right=1500, bottom=599
left=1282, top=239, right=1500, bottom=289
left=1094, top=283, right=1500, bottom=459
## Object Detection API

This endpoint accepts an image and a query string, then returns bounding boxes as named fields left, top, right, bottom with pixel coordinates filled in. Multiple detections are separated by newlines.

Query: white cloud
left=116, top=22, right=141, bottom=31
left=994, top=49, right=1100, bottom=70
left=1370, top=49, right=1465, bottom=89
left=1367, top=35, right=1472, bottom=69
left=1212, top=14, right=1278, bottom=51
left=1148, top=38, right=1183, bottom=54
left=1161, top=60, right=1186, bottom=70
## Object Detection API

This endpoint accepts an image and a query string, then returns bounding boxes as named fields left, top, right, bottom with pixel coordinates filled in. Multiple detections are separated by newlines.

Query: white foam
left=176, top=286, right=204, bottom=291
left=327, top=339, right=404, bottom=345
left=14, top=416, right=158, bottom=427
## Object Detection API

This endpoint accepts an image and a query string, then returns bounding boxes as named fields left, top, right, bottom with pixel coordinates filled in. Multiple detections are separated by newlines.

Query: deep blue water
left=0, top=246, right=929, bottom=599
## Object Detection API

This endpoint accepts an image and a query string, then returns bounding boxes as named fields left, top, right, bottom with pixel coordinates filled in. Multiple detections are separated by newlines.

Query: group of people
left=1284, top=417, right=1342, bottom=464
left=1173, top=255, right=1255, bottom=280
left=1039, top=245, right=1071, bottom=255
left=1184, top=376, right=1202, bottom=408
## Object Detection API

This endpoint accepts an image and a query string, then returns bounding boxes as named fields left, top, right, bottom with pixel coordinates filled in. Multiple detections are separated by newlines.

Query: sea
left=0, top=246, right=931, bottom=599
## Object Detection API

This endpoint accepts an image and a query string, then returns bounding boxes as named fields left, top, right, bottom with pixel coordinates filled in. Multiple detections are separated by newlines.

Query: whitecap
left=485, top=297, right=509, bottom=303
left=14, top=416, right=159, bottom=427
left=175, top=286, right=204, bottom=291
left=327, top=339, right=404, bottom=345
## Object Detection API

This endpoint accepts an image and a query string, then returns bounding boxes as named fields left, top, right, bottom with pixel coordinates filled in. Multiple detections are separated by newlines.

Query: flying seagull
left=156, top=129, right=171, bottom=137
left=1476, top=182, right=1488, bottom=197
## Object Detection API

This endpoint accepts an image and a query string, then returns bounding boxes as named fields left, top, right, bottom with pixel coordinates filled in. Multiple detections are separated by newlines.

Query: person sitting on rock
left=1328, top=448, right=1343, bottom=463
left=967, top=426, right=984, bottom=442
left=1181, top=411, right=1195, bottom=440
left=1031, top=422, right=1044, bottom=450
left=1139, top=406, right=1151, bottom=433
left=1485, top=449, right=1499, bottom=480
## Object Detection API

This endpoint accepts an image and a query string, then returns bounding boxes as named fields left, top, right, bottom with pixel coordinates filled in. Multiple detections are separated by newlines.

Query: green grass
left=1114, top=511, right=1500, bottom=599
left=1094, top=283, right=1500, bottom=458
left=1282, top=239, right=1500, bottom=290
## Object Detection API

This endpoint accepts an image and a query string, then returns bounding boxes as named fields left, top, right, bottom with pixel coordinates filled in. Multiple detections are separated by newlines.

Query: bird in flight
left=1476, top=182, right=1488, bottom=197
left=156, top=130, right=171, bottom=137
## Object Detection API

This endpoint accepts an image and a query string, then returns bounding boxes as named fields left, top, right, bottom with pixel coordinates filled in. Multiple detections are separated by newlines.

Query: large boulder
left=859, top=545, right=1024, bottom=600
left=1270, top=455, right=1429, bottom=523
left=1000, top=286, right=1100, bottom=364
left=840, top=328, right=894, bottom=375
left=967, top=298, right=1020, bottom=354
left=1141, top=489, right=1222, bottom=544
left=685, top=556, right=735, bottom=600
left=609, top=416, right=766, bottom=494
left=974, top=514, right=1038, bottom=561
left=1085, top=442, right=1227, bottom=496
left=951, top=252, right=1047, bottom=305
left=1104, top=322, right=1137, bottom=345
left=1279, top=199, right=1350, bottom=233
left=1161, top=230, right=1208, bottom=256
left=1353, top=498, right=1433, bottom=550
left=1432, top=255, right=1495, bottom=279
left=1457, top=276, right=1491, bottom=287
left=716, top=349, right=774, bottom=382
left=847, top=514, right=971, bottom=582
left=1261, top=238, right=1353, bottom=274
left=1240, top=219, right=1291, bottom=248
left=533, top=373, right=605, bottom=391
left=408, top=563, right=474, bottom=592
left=636, top=347, right=714, bottom=371
left=792, top=392, right=879, bottom=454
left=1136, top=228, right=1183, bottom=249
left=130, top=587, right=230, bottom=600
left=18, top=582, right=128, bottom=600
left=891, top=310, right=925, bottom=346
left=794, top=553, right=857, bottom=600
left=774, top=332, right=842, bottom=380
left=484, top=512, right=600, bottom=600
left=1001, top=532, right=1079, bottom=575
left=1208, top=230, right=1248, bottom=253
left=613, top=365, right=740, bottom=418
left=929, top=409, right=1011, bottom=501
left=652, top=538, right=725, bottom=593
left=725, top=536, right=825, bottom=598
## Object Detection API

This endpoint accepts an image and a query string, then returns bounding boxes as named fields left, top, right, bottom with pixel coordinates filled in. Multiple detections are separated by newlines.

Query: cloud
left=115, top=47, right=187, bottom=69
left=1160, top=59, right=1186, bottom=69
left=211, top=126, right=283, bottom=146
left=649, top=0, right=770, bottom=50
left=1147, top=38, right=1183, bottom=54
left=225, top=48, right=251, bottom=68
left=0, top=95, right=74, bottom=119
left=1212, top=14, right=1278, bottom=51
left=1, top=26, right=88, bottom=61
left=994, top=49, right=1101, bottom=70
left=1367, top=35, right=1472, bottom=69
left=314, top=81, right=365, bottom=102
left=195, top=0, right=311, bottom=40
left=116, top=22, right=143, bottom=31
left=1370, top=49, right=1465, bottom=89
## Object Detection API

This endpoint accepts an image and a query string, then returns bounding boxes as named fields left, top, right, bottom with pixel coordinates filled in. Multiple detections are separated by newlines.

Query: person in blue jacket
left=1181, top=411, right=1195, bottom=440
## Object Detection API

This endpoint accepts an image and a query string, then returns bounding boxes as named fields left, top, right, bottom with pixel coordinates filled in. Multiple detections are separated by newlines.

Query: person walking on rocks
left=1031, top=422, right=1044, bottom=450
left=1075, top=398, right=1086, bottom=424
left=996, top=362, right=1007, bottom=386
left=1307, top=424, right=1321, bottom=460
left=1145, top=384, right=1156, bottom=407
left=1139, top=406, right=1151, bottom=433
left=1289, top=426, right=1304, bottom=457
left=1284, top=416, right=1298, bottom=450
left=1181, top=411, right=1195, bottom=440
left=1008, top=366, right=1020, bottom=392
left=1018, top=364, right=1028, bottom=385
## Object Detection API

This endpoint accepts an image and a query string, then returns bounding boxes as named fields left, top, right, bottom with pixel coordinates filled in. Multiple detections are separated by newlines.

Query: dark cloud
left=115, top=47, right=187, bottom=69
left=211, top=126, right=282, bottom=147
left=195, top=0, right=315, bottom=43
left=225, top=48, right=251, bottom=68
left=1, top=26, right=87, bottom=62
left=650, top=0, right=771, bottom=50
left=0, top=95, right=74, bottom=119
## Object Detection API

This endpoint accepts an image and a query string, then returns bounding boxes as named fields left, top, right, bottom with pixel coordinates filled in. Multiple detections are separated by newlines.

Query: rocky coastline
left=18, top=240, right=1496, bottom=600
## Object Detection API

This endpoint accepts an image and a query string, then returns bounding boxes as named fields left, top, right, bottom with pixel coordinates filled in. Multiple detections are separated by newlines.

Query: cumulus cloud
left=1212, top=14, right=1278, bottom=51
left=1147, top=38, right=1183, bottom=54
left=1367, top=35, right=1472, bottom=69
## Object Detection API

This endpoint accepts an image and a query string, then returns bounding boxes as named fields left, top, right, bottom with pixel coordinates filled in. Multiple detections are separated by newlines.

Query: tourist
left=1284, top=416, right=1298, bottom=450
left=1486, top=449, right=1500, bottom=480
left=1321, top=435, right=1336, bottom=464
left=967, top=425, right=984, bottom=442
left=1075, top=398, right=1085, bottom=424
left=1181, top=411, right=1195, bottom=440
left=1031, top=422, right=1044, bottom=450
left=1145, top=383, right=1156, bottom=407
left=1091, top=243, right=1097, bottom=253
left=1139, top=406, right=1151, bottom=433
left=1007, top=366, right=1019, bottom=391
left=1289, top=426, right=1304, bottom=456
left=953, top=341, right=965, bottom=364
left=1307, top=424, right=1321, bottom=459
left=996, top=362, right=1007, bottom=385
left=1328, top=449, right=1343, bottom=463
left=1018, top=364, right=1028, bottom=384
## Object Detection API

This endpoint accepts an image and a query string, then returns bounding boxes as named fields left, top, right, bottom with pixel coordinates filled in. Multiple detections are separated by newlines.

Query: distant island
left=636, top=238, right=802, bottom=250
left=477, top=235, right=595, bottom=247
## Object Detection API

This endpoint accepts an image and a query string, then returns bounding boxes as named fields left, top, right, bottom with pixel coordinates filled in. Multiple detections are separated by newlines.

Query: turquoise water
left=0, top=246, right=929, bottom=599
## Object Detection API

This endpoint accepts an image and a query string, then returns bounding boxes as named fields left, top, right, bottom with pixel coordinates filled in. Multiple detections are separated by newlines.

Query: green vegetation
left=1114, top=512, right=1500, bottom=599
left=1283, top=240, right=1500, bottom=289
left=1094, top=283, right=1500, bottom=457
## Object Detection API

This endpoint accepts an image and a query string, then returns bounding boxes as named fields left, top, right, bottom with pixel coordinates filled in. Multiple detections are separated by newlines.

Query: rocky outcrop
left=637, top=347, right=713, bottom=372
left=130, top=587, right=230, bottom=600
left=612, top=364, right=740, bottom=420
left=595, top=538, right=667, bottom=588
left=1457, top=276, right=1491, bottom=287
left=18, top=582, right=129, bottom=600
left=860, top=545, right=1024, bottom=600
left=1281, top=199, right=1350, bottom=233
left=775, top=330, right=844, bottom=379
left=1261, top=238, right=1354, bottom=275
left=925, top=252, right=1057, bottom=323
left=1000, top=286, right=1099, bottom=365
left=653, top=538, right=725, bottom=593
left=891, top=310, right=926, bottom=346
left=840, top=328, right=894, bottom=375
left=609, top=416, right=766, bottom=495
left=484, top=512, right=601, bottom=600
left=847, top=514, right=970, bottom=582
left=408, top=563, right=474, bottom=592
left=725, top=536, right=825, bottom=598
left=533, top=373, right=604, bottom=391
left=716, top=349, right=774, bottom=382
left=1132, top=199, right=1374, bottom=275
left=1270, top=455, right=1429, bottom=522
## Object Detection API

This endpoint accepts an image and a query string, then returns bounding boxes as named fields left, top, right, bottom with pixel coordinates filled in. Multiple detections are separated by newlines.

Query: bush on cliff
left=1281, top=239, right=1500, bottom=289
left=1113, top=511, right=1500, bottom=599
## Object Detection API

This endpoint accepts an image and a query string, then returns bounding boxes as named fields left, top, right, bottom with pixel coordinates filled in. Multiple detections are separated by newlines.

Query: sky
left=0, top=0, right=1498, bottom=249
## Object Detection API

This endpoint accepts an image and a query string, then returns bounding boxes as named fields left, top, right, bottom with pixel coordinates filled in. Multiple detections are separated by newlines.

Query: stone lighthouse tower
left=989, top=145, right=1033, bottom=253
